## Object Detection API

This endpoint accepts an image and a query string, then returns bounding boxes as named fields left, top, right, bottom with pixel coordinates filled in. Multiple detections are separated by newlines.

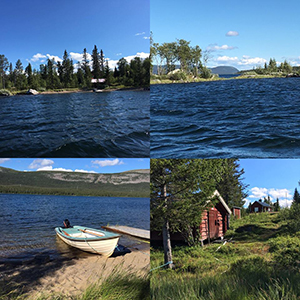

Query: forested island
left=150, top=35, right=300, bottom=84
left=0, top=46, right=150, bottom=96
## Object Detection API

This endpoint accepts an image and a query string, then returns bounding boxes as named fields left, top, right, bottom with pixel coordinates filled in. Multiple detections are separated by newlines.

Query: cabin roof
left=253, top=201, right=272, bottom=207
left=211, top=190, right=232, bottom=215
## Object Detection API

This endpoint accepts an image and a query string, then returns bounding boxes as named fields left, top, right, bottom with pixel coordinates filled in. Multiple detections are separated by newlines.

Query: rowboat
left=55, top=226, right=121, bottom=257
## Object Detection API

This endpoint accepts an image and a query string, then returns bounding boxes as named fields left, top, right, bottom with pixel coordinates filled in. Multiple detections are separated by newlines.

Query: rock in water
left=27, top=89, right=39, bottom=95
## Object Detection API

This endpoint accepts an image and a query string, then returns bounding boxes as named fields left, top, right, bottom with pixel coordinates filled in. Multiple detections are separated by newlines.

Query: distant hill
left=152, top=65, right=239, bottom=75
left=209, top=66, right=239, bottom=75
left=0, top=167, right=149, bottom=198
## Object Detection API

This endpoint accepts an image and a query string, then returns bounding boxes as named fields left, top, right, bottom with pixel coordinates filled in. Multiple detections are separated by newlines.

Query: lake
left=151, top=78, right=300, bottom=158
left=0, top=194, right=149, bottom=259
left=0, top=90, right=149, bottom=157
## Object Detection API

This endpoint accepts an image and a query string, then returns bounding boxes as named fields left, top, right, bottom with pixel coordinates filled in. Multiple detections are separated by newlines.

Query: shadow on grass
left=232, top=223, right=289, bottom=242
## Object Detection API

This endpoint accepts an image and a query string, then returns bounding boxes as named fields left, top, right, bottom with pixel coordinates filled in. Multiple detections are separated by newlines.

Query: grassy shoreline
left=150, top=74, right=286, bottom=85
left=0, top=86, right=149, bottom=96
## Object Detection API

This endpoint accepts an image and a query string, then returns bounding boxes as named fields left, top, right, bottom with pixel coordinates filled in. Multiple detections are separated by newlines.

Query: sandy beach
left=0, top=239, right=149, bottom=299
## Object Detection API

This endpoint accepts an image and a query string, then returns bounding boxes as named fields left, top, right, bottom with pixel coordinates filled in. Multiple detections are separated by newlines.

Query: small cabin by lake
left=250, top=200, right=272, bottom=213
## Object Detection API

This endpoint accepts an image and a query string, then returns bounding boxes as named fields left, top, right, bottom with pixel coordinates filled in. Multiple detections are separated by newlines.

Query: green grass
left=151, top=213, right=300, bottom=299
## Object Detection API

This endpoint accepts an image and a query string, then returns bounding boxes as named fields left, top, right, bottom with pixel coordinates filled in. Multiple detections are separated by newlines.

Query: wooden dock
left=102, top=225, right=150, bottom=240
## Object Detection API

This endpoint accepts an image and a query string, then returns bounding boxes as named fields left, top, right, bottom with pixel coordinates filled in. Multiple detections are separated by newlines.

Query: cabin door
left=208, top=210, right=219, bottom=239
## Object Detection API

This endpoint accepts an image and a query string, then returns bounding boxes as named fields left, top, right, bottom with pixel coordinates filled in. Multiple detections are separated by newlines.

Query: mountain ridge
left=0, top=167, right=149, bottom=198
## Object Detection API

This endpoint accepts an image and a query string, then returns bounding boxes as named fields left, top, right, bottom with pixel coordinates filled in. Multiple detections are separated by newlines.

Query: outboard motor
left=63, top=219, right=71, bottom=228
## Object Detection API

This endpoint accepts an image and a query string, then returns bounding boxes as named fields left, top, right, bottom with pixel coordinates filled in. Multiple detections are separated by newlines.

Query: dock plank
left=102, top=225, right=150, bottom=240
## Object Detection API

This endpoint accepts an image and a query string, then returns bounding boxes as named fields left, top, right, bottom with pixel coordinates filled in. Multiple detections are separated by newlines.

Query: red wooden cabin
left=250, top=200, right=272, bottom=213
left=151, top=190, right=232, bottom=243
left=199, top=190, right=232, bottom=242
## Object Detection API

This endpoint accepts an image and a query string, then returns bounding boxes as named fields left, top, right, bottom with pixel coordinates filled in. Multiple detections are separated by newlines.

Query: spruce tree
left=92, top=45, right=101, bottom=80
left=25, top=63, right=33, bottom=87
left=292, top=188, right=300, bottom=206
left=216, top=159, right=248, bottom=208
left=81, top=48, right=92, bottom=88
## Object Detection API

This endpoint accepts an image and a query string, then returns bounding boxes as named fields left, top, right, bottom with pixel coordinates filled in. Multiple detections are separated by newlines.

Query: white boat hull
left=55, top=226, right=120, bottom=257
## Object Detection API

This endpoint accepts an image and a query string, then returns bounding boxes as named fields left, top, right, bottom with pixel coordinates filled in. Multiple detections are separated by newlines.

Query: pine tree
left=151, top=159, right=226, bottom=268
left=15, top=59, right=26, bottom=90
left=274, top=198, right=280, bottom=211
left=81, top=48, right=92, bottom=88
left=25, top=63, right=33, bottom=87
left=292, top=188, right=300, bottom=207
left=216, top=159, right=248, bottom=208
left=0, top=54, right=9, bottom=89
left=104, top=59, right=110, bottom=86
left=92, top=45, right=101, bottom=80
left=61, top=50, right=73, bottom=87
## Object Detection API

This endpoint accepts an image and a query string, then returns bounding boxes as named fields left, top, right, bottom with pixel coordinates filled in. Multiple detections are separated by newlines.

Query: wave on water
left=151, top=78, right=300, bottom=158
left=0, top=91, right=149, bottom=157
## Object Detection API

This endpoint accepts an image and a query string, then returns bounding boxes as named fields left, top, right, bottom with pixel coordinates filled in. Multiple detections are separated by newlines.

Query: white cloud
left=107, top=59, right=119, bottom=70
left=37, top=166, right=72, bottom=172
left=268, top=188, right=292, bottom=199
left=46, top=54, right=62, bottom=62
left=0, top=158, right=10, bottom=164
left=143, top=36, right=150, bottom=40
left=124, top=52, right=149, bottom=63
left=226, top=31, right=239, bottom=36
left=249, top=187, right=269, bottom=199
left=238, top=55, right=267, bottom=66
left=36, top=166, right=96, bottom=173
left=216, top=56, right=239, bottom=62
left=107, top=52, right=149, bottom=70
left=207, top=44, right=237, bottom=51
left=116, top=53, right=122, bottom=56
left=279, top=199, right=293, bottom=208
left=70, top=52, right=83, bottom=61
left=92, top=159, right=124, bottom=167
left=69, top=52, right=92, bottom=62
left=74, top=169, right=96, bottom=173
left=211, top=55, right=267, bottom=69
left=29, top=159, right=54, bottom=169
left=135, top=32, right=145, bottom=36
left=31, top=53, right=47, bottom=62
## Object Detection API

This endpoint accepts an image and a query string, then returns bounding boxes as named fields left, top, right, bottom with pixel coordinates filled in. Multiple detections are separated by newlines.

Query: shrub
left=0, top=89, right=11, bottom=96
left=168, top=71, right=186, bottom=81
left=200, top=67, right=212, bottom=79
left=268, top=236, right=300, bottom=270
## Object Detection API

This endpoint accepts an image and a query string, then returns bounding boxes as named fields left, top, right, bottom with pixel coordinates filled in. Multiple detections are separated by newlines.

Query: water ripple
left=0, top=91, right=150, bottom=157
left=151, top=78, right=300, bottom=158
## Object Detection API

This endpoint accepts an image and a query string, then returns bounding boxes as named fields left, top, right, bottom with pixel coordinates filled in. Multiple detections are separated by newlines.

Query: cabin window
left=254, top=207, right=258, bottom=212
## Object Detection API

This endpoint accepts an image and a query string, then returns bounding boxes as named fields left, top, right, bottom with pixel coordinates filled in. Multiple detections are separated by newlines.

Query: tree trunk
left=162, top=183, right=174, bottom=269
left=162, top=218, right=174, bottom=269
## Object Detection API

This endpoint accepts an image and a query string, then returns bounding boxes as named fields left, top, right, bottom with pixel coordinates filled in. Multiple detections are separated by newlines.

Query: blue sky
left=1, top=0, right=149, bottom=70
left=239, top=159, right=299, bottom=208
left=0, top=158, right=149, bottom=174
left=151, top=0, right=300, bottom=70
